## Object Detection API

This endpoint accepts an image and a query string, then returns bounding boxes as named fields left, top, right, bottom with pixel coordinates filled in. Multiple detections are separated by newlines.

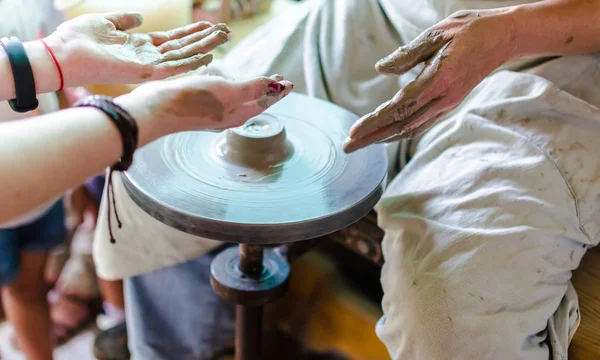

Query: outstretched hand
left=343, top=9, right=516, bottom=153
left=117, top=74, right=294, bottom=143
left=45, top=12, right=230, bottom=87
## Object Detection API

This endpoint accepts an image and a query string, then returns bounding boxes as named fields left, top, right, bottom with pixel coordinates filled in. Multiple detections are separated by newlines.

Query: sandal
left=93, top=322, right=130, bottom=360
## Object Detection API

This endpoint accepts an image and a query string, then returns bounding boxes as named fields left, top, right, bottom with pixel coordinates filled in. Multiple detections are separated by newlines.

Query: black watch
left=1, top=37, right=39, bottom=113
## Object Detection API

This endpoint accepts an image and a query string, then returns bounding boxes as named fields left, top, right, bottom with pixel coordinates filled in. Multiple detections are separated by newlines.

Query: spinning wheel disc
left=122, top=93, right=387, bottom=244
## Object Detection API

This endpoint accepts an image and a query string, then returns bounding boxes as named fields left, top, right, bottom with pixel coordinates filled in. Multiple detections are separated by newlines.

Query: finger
left=234, top=76, right=289, bottom=102
left=343, top=99, right=442, bottom=153
left=347, top=83, right=427, bottom=139
left=348, top=97, right=406, bottom=139
left=375, top=29, right=447, bottom=76
left=104, top=12, right=144, bottom=31
left=154, top=53, right=213, bottom=79
left=351, top=42, right=451, bottom=138
left=379, top=113, right=445, bottom=144
left=149, top=21, right=227, bottom=46
left=229, top=81, right=294, bottom=122
left=270, top=74, right=284, bottom=81
left=158, top=23, right=230, bottom=53
left=343, top=114, right=443, bottom=154
left=161, top=31, right=228, bottom=62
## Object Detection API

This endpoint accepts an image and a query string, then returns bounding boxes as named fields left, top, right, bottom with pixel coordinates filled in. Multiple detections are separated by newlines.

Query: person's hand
left=44, top=12, right=230, bottom=87
left=115, top=74, right=294, bottom=144
left=64, top=186, right=100, bottom=226
left=343, top=9, right=517, bottom=153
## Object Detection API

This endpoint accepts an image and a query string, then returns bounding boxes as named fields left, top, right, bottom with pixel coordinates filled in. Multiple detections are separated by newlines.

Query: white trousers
left=376, top=56, right=600, bottom=359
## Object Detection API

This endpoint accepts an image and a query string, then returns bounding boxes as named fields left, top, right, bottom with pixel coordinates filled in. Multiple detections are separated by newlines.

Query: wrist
left=484, top=7, right=524, bottom=64
left=500, top=6, right=532, bottom=61
left=113, top=94, right=165, bottom=147
left=23, top=40, right=62, bottom=94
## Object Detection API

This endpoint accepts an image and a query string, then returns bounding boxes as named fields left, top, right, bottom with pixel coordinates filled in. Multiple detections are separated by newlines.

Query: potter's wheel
left=121, top=93, right=387, bottom=244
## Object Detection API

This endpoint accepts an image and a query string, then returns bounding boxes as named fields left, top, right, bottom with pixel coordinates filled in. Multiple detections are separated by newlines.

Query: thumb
left=104, top=12, right=144, bottom=31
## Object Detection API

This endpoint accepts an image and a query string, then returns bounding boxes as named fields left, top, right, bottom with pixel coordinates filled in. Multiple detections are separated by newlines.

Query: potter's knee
left=376, top=287, right=460, bottom=359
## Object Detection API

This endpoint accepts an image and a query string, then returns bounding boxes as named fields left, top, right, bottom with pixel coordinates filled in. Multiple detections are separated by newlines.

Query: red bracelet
left=40, top=39, right=64, bottom=92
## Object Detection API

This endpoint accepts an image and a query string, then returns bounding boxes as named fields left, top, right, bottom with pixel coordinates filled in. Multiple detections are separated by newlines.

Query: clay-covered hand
left=118, top=74, right=294, bottom=141
left=44, top=12, right=230, bottom=87
left=343, top=9, right=517, bottom=153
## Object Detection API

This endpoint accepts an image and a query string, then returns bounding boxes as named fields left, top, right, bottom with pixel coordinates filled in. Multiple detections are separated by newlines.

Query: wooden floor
left=266, top=252, right=389, bottom=360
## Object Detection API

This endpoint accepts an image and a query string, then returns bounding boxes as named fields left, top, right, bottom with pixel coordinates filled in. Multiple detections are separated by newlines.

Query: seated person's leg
left=375, top=59, right=600, bottom=359
left=124, top=247, right=235, bottom=360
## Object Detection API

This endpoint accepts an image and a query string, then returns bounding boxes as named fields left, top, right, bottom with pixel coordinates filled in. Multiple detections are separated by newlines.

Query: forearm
left=509, top=0, right=600, bottom=59
left=0, top=40, right=61, bottom=101
left=0, top=94, right=157, bottom=223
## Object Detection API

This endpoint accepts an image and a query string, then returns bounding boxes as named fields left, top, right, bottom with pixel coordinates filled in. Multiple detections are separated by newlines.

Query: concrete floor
left=0, top=322, right=97, bottom=360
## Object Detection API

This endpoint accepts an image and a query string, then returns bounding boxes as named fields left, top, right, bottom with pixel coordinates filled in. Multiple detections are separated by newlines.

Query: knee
left=4, top=275, right=46, bottom=303
left=377, top=265, right=461, bottom=359
left=374, top=226, right=482, bottom=358
left=375, top=225, right=556, bottom=360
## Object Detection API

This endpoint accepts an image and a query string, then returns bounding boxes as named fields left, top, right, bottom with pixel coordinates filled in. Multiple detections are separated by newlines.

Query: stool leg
left=236, top=305, right=263, bottom=360
left=236, top=244, right=264, bottom=360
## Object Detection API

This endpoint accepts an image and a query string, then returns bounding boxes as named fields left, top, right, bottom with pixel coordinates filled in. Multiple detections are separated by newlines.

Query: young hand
left=116, top=74, right=294, bottom=144
left=44, top=12, right=230, bottom=87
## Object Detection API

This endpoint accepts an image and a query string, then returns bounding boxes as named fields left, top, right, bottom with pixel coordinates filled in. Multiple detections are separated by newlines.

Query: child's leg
left=2, top=251, right=53, bottom=360
left=6, top=200, right=67, bottom=358
left=94, top=279, right=127, bottom=360
left=98, top=279, right=125, bottom=325
left=99, top=279, right=124, bottom=309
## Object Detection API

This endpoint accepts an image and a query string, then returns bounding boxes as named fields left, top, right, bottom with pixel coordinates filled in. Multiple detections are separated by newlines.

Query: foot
left=49, top=291, right=102, bottom=344
left=93, top=322, right=130, bottom=360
